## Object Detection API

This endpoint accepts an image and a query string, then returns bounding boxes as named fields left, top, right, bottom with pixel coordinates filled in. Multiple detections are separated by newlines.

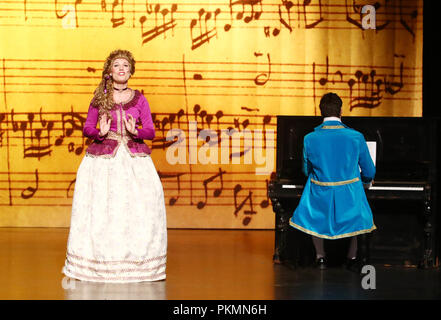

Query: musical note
left=385, top=59, right=404, bottom=95
left=347, top=69, right=383, bottom=111
left=190, top=8, right=221, bottom=50
left=54, top=0, right=82, bottom=29
left=226, top=116, right=252, bottom=163
left=0, top=113, right=5, bottom=148
left=54, top=0, right=69, bottom=19
left=262, top=115, right=271, bottom=149
left=260, top=179, right=270, bottom=208
left=267, top=0, right=323, bottom=37
left=214, top=110, right=224, bottom=145
left=21, top=169, right=39, bottom=199
left=193, top=73, right=203, bottom=80
left=74, top=0, right=82, bottom=27
left=302, top=0, right=324, bottom=29
left=15, top=108, right=54, bottom=160
left=111, top=0, right=125, bottom=28
left=10, top=109, right=19, bottom=133
left=66, top=178, right=76, bottom=198
left=139, top=3, right=178, bottom=45
left=347, top=57, right=404, bottom=111
left=310, top=55, right=409, bottom=112
left=225, top=0, right=263, bottom=32
left=233, top=183, right=256, bottom=226
left=241, top=106, right=259, bottom=112
left=399, top=0, right=418, bottom=39
left=158, top=171, right=185, bottom=205
left=196, top=168, right=226, bottom=209
left=254, top=52, right=271, bottom=86
left=270, top=0, right=294, bottom=36
left=318, top=56, right=343, bottom=86
left=194, top=104, right=214, bottom=131
left=56, top=108, right=86, bottom=155
left=23, top=0, right=28, bottom=21
left=192, top=104, right=216, bottom=146
left=236, top=0, right=263, bottom=24
left=152, top=112, right=185, bottom=150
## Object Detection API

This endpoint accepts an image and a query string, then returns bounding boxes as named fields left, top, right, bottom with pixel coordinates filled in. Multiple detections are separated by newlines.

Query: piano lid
left=276, top=116, right=438, bottom=183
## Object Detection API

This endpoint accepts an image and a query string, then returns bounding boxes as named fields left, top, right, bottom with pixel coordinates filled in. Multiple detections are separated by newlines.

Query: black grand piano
left=268, top=116, right=440, bottom=268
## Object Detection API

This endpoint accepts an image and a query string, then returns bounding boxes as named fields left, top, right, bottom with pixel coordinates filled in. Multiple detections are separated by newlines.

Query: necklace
left=113, top=87, right=128, bottom=92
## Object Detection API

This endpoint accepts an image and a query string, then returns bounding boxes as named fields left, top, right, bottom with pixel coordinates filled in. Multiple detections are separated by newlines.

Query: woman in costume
left=62, top=49, right=167, bottom=282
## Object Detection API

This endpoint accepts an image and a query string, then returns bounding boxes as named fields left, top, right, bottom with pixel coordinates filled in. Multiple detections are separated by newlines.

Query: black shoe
left=315, top=257, right=327, bottom=270
left=345, top=258, right=361, bottom=273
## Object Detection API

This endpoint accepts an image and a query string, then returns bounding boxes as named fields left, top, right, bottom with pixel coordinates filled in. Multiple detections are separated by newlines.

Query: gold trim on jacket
left=310, top=177, right=359, bottom=186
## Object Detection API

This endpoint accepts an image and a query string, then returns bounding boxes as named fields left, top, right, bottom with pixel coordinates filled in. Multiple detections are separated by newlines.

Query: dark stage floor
left=274, top=263, right=440, bottom=299
left=0, top=228, right=439, bottom=300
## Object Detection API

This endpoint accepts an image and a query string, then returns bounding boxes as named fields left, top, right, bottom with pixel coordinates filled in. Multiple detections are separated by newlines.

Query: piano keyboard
left=281, top=185, right=303, bottom=189
left=368, top=186, right=424, bottom=191
left=281, top=185, right=424, bottom=191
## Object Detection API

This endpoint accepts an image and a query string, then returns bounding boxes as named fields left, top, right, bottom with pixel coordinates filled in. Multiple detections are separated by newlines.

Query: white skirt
left=63, top=145, right=167, bottom=283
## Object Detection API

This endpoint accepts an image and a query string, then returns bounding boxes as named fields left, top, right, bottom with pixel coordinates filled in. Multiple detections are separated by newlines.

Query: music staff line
left=1, top=57, right=424, bottom=70
left=1, top=67, right=420, bottom=77
left=0, top=85, right=422, bottom=96
left=0, top=114, right=277, bottom=164
left=0, top=168, right=272, bottom=223
left=0, top=73, right=421, bottom=82
left=0, top=188, right=269, bottom=195
left=0, top=17, right=423, bottom=28
left=0, top=203, right=259, bottom=207
left=0, top=59, right=422, bottom=108
left=0, top=58, right=422, bottom=81
left=0, top=111, right=278, bottom=127
left=0, top=0, right=421, bottom=46
left=0, top=91, right=422, bottom=101
left=0, top=0, right=422, bottom=6
left=0, top=170, right=270, bottom=174
left=0, top=2, right=422, bottom=21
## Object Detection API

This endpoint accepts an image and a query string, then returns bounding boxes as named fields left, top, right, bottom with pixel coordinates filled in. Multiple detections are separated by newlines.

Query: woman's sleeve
left=83, top=103, right=105, bottom=141
left=132, top=96, right=155, bottom=140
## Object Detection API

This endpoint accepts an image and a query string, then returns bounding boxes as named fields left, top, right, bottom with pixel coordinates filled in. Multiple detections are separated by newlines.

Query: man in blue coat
left=290, top=93, right=376, bottom=270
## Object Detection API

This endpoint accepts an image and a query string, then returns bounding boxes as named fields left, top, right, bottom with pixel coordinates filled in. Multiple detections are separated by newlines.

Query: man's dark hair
left=319, top=92, right=342, bottom=117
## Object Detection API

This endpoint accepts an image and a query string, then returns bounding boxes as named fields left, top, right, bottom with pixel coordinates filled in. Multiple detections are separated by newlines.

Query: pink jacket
left=84, top=90, right=155, bottom=157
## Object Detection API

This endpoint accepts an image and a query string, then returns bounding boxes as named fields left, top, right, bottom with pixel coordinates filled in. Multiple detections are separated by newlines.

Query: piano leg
left=272, top=198, right=291, bottom=264
left=273, top=199, right=289, bottom=264
left=419, top=191, right=434, bottom=268
left=273, top=211, right=283, bottom=264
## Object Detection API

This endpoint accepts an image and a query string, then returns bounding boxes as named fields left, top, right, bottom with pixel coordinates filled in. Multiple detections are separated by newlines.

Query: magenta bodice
left=84, top=90, right=155, bottom=157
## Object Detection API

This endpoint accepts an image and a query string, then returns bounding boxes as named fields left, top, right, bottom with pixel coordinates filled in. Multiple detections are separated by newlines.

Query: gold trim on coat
left=311, top=177, right=359, bottom=186
left=321, top=125, right=345, bottom=129
left=289, top=221, right=377, bottom=239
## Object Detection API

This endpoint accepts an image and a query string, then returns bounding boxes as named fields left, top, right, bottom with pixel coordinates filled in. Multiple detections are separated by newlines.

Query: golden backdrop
left=0, top=0, right=422, bottom=228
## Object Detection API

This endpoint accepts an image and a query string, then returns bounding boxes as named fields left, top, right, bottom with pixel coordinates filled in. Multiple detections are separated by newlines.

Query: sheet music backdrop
left=0, top=0, right=422, bottom=228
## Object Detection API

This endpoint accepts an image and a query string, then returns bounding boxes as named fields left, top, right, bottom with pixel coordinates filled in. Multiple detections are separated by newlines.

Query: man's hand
left=363, top=181, right=373, bottom=189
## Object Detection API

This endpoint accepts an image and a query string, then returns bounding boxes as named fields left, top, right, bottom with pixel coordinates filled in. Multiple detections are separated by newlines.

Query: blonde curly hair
left=93, top=49, right=136, bottom=120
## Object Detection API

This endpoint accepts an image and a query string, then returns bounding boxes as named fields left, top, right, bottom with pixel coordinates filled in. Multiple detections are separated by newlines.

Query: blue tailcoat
left=289, top=120, right=376, bottom=239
